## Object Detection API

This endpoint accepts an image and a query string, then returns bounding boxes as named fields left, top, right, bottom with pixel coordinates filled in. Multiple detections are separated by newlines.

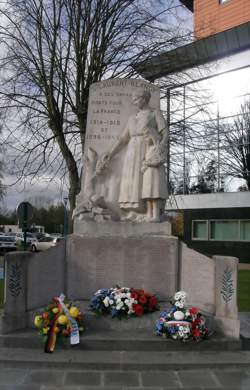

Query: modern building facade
left=181, top=0, right=250, bottom=39
left=167, top=192, right=250, bottom=262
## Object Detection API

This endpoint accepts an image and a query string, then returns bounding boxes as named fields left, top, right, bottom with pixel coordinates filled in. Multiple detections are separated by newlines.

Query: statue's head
left=132, top=90, right=151, bottom=109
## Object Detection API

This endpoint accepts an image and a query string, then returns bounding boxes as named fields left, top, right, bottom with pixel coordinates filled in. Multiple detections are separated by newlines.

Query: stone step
left=0, top=347, right=250, bottom=371
left=65, top=301, right=217, bottom=332
left=0, top=329, right=243, bottom=351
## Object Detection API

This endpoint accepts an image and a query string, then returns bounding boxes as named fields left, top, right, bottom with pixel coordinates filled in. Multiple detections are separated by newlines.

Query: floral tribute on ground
left=90, top=286, right=159, bottom=318
left=156, top=291, right=209, bottom=342
left=34, top=294, right=84, bottom=353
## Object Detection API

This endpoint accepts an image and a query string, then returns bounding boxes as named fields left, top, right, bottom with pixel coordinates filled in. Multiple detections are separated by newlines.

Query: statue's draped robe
left=116, top=108, right=166, bottom=209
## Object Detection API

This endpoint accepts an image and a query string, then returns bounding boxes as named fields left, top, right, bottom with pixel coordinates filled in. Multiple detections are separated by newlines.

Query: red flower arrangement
left=130, top=288, right=159, bottom=316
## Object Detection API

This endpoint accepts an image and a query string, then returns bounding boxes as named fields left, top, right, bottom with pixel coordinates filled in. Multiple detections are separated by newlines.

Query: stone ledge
left=73, top=220, right=172, bottom=237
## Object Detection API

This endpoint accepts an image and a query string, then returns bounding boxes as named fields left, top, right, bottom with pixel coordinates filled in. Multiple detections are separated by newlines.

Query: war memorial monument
left=2, top=79, right=240, bottom=339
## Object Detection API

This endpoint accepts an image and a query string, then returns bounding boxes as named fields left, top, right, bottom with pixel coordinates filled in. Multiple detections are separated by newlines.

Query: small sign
left=17, top=202, right=33, bottom=228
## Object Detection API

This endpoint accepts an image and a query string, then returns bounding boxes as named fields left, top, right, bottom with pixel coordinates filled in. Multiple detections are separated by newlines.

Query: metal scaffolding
left=166, top=65, right=250, bottom=194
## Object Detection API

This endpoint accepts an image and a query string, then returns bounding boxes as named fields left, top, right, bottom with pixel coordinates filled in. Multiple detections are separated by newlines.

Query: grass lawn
left=0, top=270, right=249, bottom=311
left=238, top=269, right=250, bottom=312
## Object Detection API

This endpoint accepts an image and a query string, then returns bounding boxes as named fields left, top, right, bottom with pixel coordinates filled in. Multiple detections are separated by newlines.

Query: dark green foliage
left=32, top=204, right=65, bottom=234
left=0, top=209, right=16, bottom=226
left=238, top=269, right=250, bottom=311
left=0, top=203, right=65, bottom=234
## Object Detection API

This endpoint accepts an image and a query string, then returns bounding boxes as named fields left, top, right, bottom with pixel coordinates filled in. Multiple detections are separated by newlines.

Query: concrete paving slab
left=212, top=369, right=250, bottom=388
left=41, top=387, right=80, bottom=390
left=24, top=370, right=64, bottom=386
left=162, top=388, right=202, bottom=390
left=64, top=371, right=101, bottom=386
left=0, top=368, right=28, bottom=385
left=177, top=369, right=218, bottom=388
left=123, top=387, right=164, bottom=390
left=104, top=371, right=139, bottom=386
left=140, top=371, right=180, bottom=387
left=0, top=386, right=40, bottom=390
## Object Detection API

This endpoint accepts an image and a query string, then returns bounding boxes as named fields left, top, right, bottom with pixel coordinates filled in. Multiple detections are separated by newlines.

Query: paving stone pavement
left=0, top=368, right=250, bottom=389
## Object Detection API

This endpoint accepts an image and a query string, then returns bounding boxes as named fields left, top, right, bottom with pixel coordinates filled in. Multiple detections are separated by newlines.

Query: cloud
left=1, top=174, right=68, bottom=210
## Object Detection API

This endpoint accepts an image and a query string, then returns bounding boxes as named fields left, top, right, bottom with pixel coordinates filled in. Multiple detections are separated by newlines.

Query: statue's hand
left=96, top=153, right=111, bottom=175
left=102, top=152, right=111, bottom=162
left=141, top=161, right=148, bottom=174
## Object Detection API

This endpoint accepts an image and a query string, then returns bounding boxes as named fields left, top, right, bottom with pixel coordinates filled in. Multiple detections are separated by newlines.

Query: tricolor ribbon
left=57, top=293, right=80, bottom=346
left=44, top=293, right=80, bottom=353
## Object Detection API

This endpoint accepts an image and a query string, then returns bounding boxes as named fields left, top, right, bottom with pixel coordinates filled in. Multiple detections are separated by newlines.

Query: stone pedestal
left=73, top=220, right=172, bottom=237
left=214, top=255, right=240, bottom=339
left=2, top=252, right=29, bottom=333
left=67, top=221, right=177, bottom=302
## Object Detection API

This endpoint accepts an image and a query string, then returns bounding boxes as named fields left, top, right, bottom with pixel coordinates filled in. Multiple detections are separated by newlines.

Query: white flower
left=116, top=302, right=124, bottom=310
left=178, top=331, right=184, bottom=337
left=185, top=310, right=190, bottom=317
left=103, top=297, right=110, bottom=307
left=183, top=326, right=190, bottom=334
left=109, top=299, right=114, bottom=305
left=178, top=326, right=184, bottom=331
left=174, top=291, right=187, bottom=301
left=173, top=311, right=185, bottom=321
left=178, top=302, right=184, bottom=309
left=175, top=301, right=181, bottom=308
left=174, top=292, right=181, bottom=301
left=116, top=298, right=121, bottom=303
left=126, top=293, right=131, bottom=298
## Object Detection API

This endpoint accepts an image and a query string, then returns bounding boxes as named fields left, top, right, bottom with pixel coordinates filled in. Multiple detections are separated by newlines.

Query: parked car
left=31, top=236, right=64, bottom=252
left=0, top=236, right=17, bottom=252
left=15, top=232, right=37, bottom=245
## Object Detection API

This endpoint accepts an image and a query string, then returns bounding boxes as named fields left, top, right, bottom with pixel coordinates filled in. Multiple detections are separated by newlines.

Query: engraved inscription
left=85, top=78, right=160, bottom=155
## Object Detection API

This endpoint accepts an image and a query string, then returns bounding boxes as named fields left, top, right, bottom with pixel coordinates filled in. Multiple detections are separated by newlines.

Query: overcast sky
left=2, top=2, right=249, bottom=211
left=0, top=1, right=192, bottom=211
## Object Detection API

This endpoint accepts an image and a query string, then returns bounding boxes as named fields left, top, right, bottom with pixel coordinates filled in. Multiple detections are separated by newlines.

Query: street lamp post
left=63, top=197, right=68, bottom=236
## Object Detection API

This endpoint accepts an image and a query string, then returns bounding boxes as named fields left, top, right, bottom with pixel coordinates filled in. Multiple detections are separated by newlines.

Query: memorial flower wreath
left=34, top=294, right=84, bottom=353
left=90, top=286, right=159, bottom=318
left=156, top=291, right=209, bottom=342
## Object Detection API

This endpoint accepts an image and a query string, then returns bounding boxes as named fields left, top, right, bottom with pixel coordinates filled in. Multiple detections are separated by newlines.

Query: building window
left=192, top=219, right=250, bottom=242
left=240, top=220, right=250, bottom=241
left=192, top=220, right=208, bottom=240
left=210, top=220, right=239, bottom=241
left=219, top=0, right=230, bottom=4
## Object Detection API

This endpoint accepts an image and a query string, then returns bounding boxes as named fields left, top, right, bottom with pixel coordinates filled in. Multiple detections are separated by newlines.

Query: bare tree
left=0, top=0, right=189, bottom=215
left=221, top=101, right=250, bottom=190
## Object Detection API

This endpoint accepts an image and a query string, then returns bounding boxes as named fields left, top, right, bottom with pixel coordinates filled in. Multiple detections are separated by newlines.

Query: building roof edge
left=180, top=0, right=194, bottom=12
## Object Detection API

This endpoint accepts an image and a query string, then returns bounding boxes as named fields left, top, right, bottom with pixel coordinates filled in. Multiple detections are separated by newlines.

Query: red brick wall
left=194, top=0, right=250, bottom=39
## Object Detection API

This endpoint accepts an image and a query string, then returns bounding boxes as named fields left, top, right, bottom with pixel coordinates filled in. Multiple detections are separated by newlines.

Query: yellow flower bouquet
left=34, top=293, right=84, bottom=353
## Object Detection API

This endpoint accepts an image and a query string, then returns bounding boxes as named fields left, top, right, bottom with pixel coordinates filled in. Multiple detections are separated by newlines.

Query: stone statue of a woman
left=97, top=90, right=168, bottom=221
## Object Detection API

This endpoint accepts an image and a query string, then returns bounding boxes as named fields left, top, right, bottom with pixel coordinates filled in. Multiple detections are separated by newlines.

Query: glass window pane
left=240, top=221, right=250, bottom=241
left=193, top=221, right=207, bottom=239
left=210, top=221, right=239, bottom=240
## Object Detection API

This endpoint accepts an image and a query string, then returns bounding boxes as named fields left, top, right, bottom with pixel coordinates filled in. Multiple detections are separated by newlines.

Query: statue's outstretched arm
left=108, top=125, right=130, bottom=159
